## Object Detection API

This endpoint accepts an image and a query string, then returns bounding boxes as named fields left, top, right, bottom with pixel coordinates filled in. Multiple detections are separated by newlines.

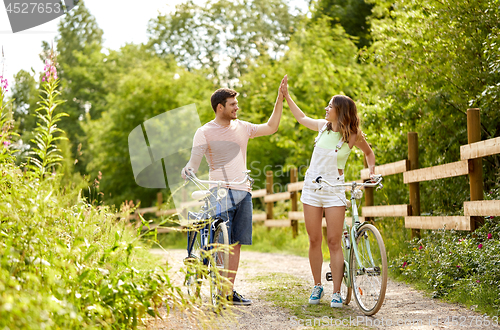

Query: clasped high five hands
left=279, top=74, right=289, bottom=99
left=277, top=75, right=289, bottom=100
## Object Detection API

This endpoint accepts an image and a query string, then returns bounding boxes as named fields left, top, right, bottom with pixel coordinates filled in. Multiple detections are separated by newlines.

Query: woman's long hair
left=326, top=95, right=361, bottom=143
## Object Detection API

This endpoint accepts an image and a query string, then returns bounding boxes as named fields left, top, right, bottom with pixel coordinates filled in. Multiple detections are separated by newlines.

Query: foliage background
left=4, top=0, right=500, bottom=323
left=9, top=0, right=499, bottom=209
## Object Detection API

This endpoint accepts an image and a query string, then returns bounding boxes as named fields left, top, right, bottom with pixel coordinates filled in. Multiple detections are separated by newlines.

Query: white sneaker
left=330, top=292, right=343, bottom=308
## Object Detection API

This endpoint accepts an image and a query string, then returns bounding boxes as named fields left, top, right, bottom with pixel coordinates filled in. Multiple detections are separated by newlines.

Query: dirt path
left=148, top=249, right=498, bottom=330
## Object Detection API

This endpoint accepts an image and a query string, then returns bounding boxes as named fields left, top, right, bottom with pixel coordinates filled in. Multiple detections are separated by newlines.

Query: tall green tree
left=9, top=69, right=39, bottom=157
left=83, top=45, right=214, bottom=207
left=311, top=0, right=374, bottom=48
left=147, top=0, right=298, bottom=84
left=364, top=0, right=500, bottom=212
left=55, top=0, right=106, bottom=172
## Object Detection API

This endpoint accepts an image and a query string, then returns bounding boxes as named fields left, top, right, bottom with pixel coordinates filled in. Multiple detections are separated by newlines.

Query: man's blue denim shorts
left=209, top=188, right=253, bottom=245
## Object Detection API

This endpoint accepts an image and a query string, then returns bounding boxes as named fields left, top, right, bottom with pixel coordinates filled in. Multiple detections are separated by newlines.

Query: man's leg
left=228, top=243, right=241, bottom=289
left=226, top=191, right=252, bottom=305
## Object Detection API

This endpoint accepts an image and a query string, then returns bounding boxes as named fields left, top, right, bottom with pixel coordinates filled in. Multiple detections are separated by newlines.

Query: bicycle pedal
left=326, top=272, right=333, bottom=281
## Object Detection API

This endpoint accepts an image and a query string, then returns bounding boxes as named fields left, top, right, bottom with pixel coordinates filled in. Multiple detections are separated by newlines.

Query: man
left=182, top=78, right=285, bottom=305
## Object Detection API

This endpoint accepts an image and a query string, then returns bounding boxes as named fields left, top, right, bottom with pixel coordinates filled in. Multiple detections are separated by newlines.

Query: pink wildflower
left=487, top=233, right=492, bottom=239
left=476, top=280, right=480, bottom=283
left=3, top=141, right=10, bottom=146
left=478, top=244, right=483, bottom=249
left=418, top=245, right=423, bottom=250
left=42, top=53, right=58, bottom=83
left=0, top=75, right=8, bottom=92
left=402, top=261, right=408, bottom=268
left=457, top=265, right=461, bottom=268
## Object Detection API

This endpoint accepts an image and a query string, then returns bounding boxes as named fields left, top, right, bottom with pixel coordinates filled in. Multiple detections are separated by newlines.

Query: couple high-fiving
left=181, top=75, right=376, bottom=307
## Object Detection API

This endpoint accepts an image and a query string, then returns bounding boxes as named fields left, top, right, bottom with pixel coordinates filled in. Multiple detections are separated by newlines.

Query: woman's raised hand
left=280, top=74, right=289, bottom=98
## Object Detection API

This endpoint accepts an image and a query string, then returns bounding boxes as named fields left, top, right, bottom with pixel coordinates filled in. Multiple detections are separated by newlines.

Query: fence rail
left=133, top=108, right=499, bottom=235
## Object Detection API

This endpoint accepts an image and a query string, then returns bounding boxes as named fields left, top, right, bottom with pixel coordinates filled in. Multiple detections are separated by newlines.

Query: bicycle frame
left=185, top=171, right=253, bottom=263
left=314, top=175, right=383, bottom=289
left=186, top=196, right=225, bottom=267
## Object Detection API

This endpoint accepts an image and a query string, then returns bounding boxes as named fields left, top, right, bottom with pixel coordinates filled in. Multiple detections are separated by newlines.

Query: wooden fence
left=133, top=108, right=499, bottom=235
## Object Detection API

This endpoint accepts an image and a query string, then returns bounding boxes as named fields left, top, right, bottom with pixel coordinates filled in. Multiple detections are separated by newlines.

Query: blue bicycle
left=183, top=171, right=253, bottom=306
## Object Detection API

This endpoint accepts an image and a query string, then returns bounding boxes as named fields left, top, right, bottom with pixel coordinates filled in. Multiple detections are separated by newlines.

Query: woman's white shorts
left=300, top=175, right=347, bottom=208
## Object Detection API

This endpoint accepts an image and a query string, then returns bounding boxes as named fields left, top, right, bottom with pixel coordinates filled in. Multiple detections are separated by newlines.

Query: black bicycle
left=183, top=170, right=253, bottom=307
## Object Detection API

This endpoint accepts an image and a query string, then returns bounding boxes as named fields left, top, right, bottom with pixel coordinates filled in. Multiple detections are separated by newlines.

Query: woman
left=280, top=75, right=375, bottom=307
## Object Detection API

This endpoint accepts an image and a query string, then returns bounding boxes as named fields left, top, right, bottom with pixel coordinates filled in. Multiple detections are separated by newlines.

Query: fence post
left=363, top=154, right=374, bottom=224
left=467, top=108, right=484, bottom=231
left=290, top=168, right=298, bottom=238
left=266, top=171, right=273, bottom=225
left=157, top=192, right=163, bottom=207
left=408, top=132, right=421, bottom=238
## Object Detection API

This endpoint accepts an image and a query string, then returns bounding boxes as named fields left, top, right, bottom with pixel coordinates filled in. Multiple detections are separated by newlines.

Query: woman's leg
left=325, top=206, right=345, bottom=293
left=304, top=204, right=325, bottom=285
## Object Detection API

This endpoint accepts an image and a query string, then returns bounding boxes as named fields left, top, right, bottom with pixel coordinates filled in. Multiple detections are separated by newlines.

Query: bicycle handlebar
left=314, top=174, right=383, bottom=189
left=186, top=170, right=254, bottom=187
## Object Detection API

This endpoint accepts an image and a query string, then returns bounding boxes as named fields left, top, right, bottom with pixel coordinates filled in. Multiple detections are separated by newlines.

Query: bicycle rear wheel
left=185, top=229, right=203, bottom=298
left=210, top=222, right=229, bottom=306
left=340, top=236, right=352, bottom=305
left=349, top=223, right=387, bottom=315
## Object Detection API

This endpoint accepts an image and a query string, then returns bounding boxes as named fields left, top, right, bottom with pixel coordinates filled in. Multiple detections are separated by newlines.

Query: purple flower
left=457, top=265, right=461, bottom=268
left=478, top=244, right=483, bottom=249
left=476, top=280, right=480, bottom=283
left=487, top=233, right=493, bottom=239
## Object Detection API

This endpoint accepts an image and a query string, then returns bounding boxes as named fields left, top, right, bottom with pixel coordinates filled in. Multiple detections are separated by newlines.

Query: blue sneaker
left=330, top=292, right=343, bottom=308
left=308, top=284, right=324, bottom=304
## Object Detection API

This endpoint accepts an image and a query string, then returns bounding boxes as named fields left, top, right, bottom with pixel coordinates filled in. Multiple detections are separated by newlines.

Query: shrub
left=0, top=57, right=187, bottom=329
left=391, top=218, right=500, bottom=316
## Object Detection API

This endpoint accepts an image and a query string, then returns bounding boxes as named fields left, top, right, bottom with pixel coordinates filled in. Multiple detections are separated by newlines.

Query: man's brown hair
left=211, top=88, right=238, bottom=113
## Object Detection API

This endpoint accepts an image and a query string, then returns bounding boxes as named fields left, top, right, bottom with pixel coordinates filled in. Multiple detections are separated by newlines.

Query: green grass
left=250, top=273, right=366, bottom=329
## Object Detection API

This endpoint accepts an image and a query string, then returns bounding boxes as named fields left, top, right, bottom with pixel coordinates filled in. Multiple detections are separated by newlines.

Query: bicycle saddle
left=191, top=190, right=211, bottom=200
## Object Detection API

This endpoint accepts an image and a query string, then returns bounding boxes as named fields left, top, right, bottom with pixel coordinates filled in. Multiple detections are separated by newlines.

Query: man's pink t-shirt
left=191, top=119, right=258, bottom=192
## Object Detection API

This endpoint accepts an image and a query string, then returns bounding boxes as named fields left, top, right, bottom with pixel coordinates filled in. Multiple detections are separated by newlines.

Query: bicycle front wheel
left=185, top=229, right=202, bottom=298
left=210, top=222, right=229, bottom=306
left=350, top=223, right=387, bottom=315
